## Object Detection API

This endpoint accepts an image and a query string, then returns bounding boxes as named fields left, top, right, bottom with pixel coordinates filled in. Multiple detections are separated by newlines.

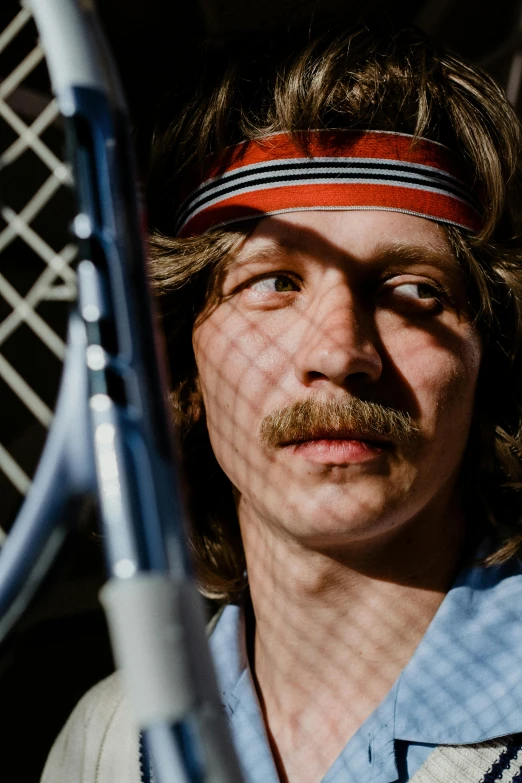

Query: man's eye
left=393, top=282, right=440, bottom=300
left=249, top=275, right=299, bottom=293
left=382, top=280, right=447, bottom=314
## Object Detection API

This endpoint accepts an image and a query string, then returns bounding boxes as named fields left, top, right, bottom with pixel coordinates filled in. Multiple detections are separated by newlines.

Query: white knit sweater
left=41, top=671, right=522, bottom=783
left=410, top=736, right=522, bottom=782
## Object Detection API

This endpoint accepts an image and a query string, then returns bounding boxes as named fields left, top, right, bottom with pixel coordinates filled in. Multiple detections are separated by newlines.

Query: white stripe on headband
left=175, top=130, right=483, bottom=237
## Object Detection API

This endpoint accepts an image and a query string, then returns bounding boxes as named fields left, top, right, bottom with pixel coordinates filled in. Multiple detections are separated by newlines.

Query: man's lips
left=279, top=432, right=393, bottom=465
left=279, top=430, right=394, bottom=447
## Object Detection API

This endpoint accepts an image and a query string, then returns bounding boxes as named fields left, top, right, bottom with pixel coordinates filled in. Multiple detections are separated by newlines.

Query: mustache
left=259, top=397, right=419, bottom=447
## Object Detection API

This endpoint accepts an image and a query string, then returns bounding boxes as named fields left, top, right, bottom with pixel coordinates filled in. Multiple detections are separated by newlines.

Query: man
left=43, top=22, right=522, bottom=783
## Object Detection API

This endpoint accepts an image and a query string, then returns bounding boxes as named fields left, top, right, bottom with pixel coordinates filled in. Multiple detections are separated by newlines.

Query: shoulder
left=40, top=609, right=226, bottom=783
left=40, top=672, right=141, bottom=783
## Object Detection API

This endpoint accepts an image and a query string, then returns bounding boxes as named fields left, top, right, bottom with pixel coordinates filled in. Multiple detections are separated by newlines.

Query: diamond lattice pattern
left=0, top=6, right=77, bottom=538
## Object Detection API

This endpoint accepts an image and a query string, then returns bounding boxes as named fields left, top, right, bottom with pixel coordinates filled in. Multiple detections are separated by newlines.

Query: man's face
left=192, top=211, right=482, bottom=550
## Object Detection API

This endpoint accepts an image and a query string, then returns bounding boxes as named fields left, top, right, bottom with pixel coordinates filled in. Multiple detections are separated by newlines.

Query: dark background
left=1, top=0, right=522, bottom=779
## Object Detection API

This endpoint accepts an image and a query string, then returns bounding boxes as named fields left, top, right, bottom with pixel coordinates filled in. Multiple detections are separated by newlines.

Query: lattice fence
left=0, top=5, right=77, bottom=540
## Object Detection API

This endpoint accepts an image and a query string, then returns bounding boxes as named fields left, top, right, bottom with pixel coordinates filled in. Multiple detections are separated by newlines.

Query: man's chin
left=254, top=487, right=408, bottom=546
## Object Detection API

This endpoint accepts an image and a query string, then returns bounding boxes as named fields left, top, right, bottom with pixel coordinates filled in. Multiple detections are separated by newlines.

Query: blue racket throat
left=62, top=85, right=190, bottom=578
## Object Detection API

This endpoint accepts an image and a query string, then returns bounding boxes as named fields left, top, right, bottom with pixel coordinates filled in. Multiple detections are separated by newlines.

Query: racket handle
left=101, top=576, right=244, bottom=783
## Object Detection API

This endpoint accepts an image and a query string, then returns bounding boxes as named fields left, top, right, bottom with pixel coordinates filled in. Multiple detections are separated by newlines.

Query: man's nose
left=293, top=284, right=382, bottom=388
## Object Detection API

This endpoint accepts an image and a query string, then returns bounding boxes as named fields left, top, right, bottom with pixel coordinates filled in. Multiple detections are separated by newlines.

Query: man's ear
left=169, top=373, right=205, bottom=430
left=187, top=374, right=205, bottom=423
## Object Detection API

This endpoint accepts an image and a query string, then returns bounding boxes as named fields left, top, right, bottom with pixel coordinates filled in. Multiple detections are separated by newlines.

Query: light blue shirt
left=209, top=553, right=522, bottom=782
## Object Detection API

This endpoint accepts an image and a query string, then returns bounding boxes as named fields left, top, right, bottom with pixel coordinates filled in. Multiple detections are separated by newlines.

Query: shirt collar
left=209, top=599, right=248, bottom=716
left=209, top=600, right=281, bottom=783
left=395, top=554, right=522, bottom=744
left=210, top=553, right=522, bottom=749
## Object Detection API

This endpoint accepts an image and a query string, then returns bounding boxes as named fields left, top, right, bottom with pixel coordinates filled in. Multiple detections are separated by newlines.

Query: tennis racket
left=0, top=2, right=244, bottom=781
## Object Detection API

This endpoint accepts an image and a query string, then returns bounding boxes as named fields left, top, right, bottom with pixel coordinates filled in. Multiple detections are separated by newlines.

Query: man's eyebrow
left=371, top=241, right=459, bottom=272
left=232, top=239, right=296, bottom=266
left=230, top=236, right=460, bottom=273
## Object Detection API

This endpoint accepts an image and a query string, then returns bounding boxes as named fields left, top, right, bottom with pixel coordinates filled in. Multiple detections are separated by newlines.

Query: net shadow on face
left=168, top=212, right=488, bottom=775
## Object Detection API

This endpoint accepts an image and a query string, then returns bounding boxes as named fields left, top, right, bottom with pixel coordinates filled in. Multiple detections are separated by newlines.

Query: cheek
left=193, top=310, right=288, bottom=472
left=382, top=320, right=482, bottom=437
left=195, top=309, right=289, bottom=407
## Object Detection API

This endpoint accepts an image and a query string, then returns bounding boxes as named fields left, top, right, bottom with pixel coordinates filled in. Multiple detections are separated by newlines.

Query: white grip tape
left=100, top=575, right=195, bottom=727
left=27, top=0, right=106, bottom=96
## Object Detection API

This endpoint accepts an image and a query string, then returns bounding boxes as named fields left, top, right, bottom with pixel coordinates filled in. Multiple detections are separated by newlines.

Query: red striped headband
left=174, top=130, right=483, bottom=237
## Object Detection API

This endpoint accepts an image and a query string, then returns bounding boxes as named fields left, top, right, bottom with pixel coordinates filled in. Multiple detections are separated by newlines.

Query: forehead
left=230, top=210, right=458, bottom=277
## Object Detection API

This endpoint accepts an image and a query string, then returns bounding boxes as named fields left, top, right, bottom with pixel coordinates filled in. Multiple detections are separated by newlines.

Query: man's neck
left=239, top=502, right=467, bottom=783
